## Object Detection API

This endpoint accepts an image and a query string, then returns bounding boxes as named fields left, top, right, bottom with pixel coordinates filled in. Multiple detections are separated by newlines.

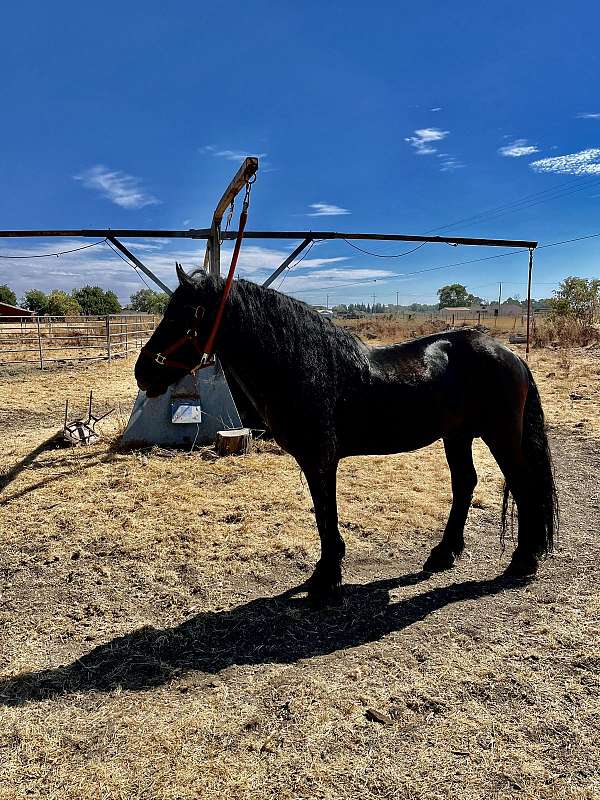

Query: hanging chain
left=220, top=174, right=254, bottom=243
left=221, top=200, right=235, bottom=244
left=242, top=174, right=255, bottom=211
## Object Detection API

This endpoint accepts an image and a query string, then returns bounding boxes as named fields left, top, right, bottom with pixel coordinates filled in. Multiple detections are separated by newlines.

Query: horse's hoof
left=423, top=549, right=455, bottom=573
left=307, top=584, right=343, bottom=608
left=503, top=555, right=538, bottom=578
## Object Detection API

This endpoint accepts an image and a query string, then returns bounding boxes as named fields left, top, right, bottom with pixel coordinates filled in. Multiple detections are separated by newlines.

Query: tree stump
left=215, top=428, right=252, bottom=457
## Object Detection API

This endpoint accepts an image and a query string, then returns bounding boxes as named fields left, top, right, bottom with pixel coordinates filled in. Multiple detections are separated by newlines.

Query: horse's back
left=338, top=328, right=528, bottom=456
left=368, top=327, right=524, bottom=379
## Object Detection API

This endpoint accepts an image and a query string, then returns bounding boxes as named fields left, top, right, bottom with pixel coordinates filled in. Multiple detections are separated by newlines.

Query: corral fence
left=0, top=314, right=159, bottom=369
left=342, top=310, right=542, bottom=329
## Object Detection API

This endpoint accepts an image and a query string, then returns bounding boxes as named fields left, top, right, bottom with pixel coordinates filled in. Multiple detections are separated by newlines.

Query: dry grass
left=0, top=335, right=599, bottom=799
left=339, top=313, right=528, bottom=343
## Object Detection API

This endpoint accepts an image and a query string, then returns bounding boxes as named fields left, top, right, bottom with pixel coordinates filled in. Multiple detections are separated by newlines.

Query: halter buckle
left=155, top=353, right=167, bottom=365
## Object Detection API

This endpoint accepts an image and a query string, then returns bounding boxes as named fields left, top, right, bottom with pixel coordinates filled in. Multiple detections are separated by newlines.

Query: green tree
left=22, top=289, right=49, bottom=314
left=550, top=276, right=600, bottom=326
left=0, top=284, right=17, bottom=305
left=129, top=288, right=169, bottom=314
left=437, top=284, right=483, bottom=308
left=46, top=290, right=82, bottom=316
left=437, top=283, right=470, bottom=308
left=72, top=285, right=121, bottom=315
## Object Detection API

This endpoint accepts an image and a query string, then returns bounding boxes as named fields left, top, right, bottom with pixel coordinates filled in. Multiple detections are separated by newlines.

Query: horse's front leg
left=301, top=459, right=345, bottom=603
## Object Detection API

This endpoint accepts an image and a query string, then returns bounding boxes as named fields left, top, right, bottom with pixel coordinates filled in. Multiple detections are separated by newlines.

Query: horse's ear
left=176, top=262, right=194, bottom=288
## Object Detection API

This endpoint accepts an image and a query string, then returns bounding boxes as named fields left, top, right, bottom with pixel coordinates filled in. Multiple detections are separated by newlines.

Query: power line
left=341, top=240, right=428, bottom=258
left=425, top=175, right=600, bottom=234
left=275, top=239, right=317, bottom=291
left=104, top=239, right=157, bottom=293
left=289, top=230, right=600, bottom=297
left=0, top=239, right=106, bottom=259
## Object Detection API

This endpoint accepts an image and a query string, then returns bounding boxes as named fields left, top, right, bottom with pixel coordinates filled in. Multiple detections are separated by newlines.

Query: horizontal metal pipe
left=0, top=229, right=538, bottom=248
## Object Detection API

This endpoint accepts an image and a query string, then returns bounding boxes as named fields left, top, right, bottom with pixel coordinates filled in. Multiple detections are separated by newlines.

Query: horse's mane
left=191, top=271, right=367, bottom=364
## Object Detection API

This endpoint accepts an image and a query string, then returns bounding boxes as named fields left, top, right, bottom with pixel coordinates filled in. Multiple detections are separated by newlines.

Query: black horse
left=135, top=266, right=558, bottom=602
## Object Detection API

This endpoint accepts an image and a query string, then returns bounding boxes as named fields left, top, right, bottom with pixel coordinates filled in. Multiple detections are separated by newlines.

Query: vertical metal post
left=210, top=224, right=221, bottom=276
left=106, top=316, right=112, bottom=363
left=496, top=281, right=502, bottom=328
left=36, top=315, right=44, bottom=370
left=526, top=248, right=533, bottom=359
left=125, top=316, right=129, bottom=358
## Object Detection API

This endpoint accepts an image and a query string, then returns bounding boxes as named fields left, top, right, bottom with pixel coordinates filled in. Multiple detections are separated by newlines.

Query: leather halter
left=140, top=176, right=252, bottom=377
left=141, top=304, right=212, bottom=374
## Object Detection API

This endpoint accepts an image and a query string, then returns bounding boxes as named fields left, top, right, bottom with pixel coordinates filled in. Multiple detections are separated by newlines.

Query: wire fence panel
left=0, top=314, right=158, bottom=368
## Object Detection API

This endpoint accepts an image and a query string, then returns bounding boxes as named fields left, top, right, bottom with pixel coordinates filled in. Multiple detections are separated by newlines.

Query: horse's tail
left=501, top=362, right=559, bottom=556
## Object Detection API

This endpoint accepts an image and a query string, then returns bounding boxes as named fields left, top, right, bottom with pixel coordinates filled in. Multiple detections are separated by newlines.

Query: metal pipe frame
left=0, top=229, right=538, bottom=249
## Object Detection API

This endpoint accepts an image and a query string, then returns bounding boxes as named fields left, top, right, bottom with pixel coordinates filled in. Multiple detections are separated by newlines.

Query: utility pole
left=372, top=293, right=376, bottom=314
left=495, top=281, right=502, bottom=328
left=326, top=294, right=330, bottom=310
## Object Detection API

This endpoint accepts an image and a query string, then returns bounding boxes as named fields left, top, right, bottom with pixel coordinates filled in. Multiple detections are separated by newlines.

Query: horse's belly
left=338, top=386, right=456, bottom=456
left=339, top=426, right=442, bottom=457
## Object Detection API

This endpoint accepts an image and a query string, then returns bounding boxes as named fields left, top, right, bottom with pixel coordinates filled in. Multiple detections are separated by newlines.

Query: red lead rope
left=199, top=189, right=250, bottom=366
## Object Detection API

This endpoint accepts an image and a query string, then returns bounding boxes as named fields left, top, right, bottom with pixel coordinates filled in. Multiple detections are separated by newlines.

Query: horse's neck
left=216, top=298, right=286, bottom=389
left=217, top=295, right=345, bottom=396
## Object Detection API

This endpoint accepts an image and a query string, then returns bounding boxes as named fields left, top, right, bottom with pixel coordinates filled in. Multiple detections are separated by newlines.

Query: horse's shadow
left=0, top=571, right=525, bottom=706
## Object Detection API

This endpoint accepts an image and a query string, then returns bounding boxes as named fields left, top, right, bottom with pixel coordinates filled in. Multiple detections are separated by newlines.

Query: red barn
left=0, top=302, right=34, bottom=320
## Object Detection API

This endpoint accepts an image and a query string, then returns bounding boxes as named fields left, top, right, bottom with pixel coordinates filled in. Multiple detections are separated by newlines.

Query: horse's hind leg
left=423, top=436, right=477, bottom=572
left=483, top=429, right=539, bottom=577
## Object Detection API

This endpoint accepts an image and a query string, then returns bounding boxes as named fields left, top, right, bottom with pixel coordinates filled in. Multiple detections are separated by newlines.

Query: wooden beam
left=204, top=157, right=259, bottom=276
left=212, top=158, right=259, bottom=227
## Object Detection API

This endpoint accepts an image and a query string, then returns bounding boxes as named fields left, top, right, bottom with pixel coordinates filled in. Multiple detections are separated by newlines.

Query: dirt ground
left=0, top=336, right=599, bottom=799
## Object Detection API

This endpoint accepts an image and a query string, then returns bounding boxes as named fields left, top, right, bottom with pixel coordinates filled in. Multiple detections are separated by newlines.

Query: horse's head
left=134, top=264, right=221, bottom=397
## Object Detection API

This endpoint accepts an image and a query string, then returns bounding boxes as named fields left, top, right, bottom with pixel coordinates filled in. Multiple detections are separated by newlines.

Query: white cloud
left=74, top=166, right=160, bottom=209
left=430, top=107, right=443, bottom=112
left=0, top=237, right=384, bottom=302
left=199, top=145, right=267, bottom=161
left=222, top=244, right=349, bottom=276
left=283, top=268, right=393, bottom=293
left=307, top=202, right=351, bottom=217
left=438, top=154, right=465, bottom=172
left=405, top=127, right=449, bottom=155
left=1, top=239, right=350, bottom=295
left=499, top=139, right=540, bottom=158
left=576, top=112, right=600, bottom=119
left=530, top=148, right=600, bottom=176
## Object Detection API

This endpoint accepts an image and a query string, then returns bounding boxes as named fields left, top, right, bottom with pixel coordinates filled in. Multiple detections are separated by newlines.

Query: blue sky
left=1, top=0, right=599, bottom=307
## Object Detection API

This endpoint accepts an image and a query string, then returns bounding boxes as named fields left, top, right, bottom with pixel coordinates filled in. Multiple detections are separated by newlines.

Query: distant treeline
left=0, top=284, right=169, bottom=316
